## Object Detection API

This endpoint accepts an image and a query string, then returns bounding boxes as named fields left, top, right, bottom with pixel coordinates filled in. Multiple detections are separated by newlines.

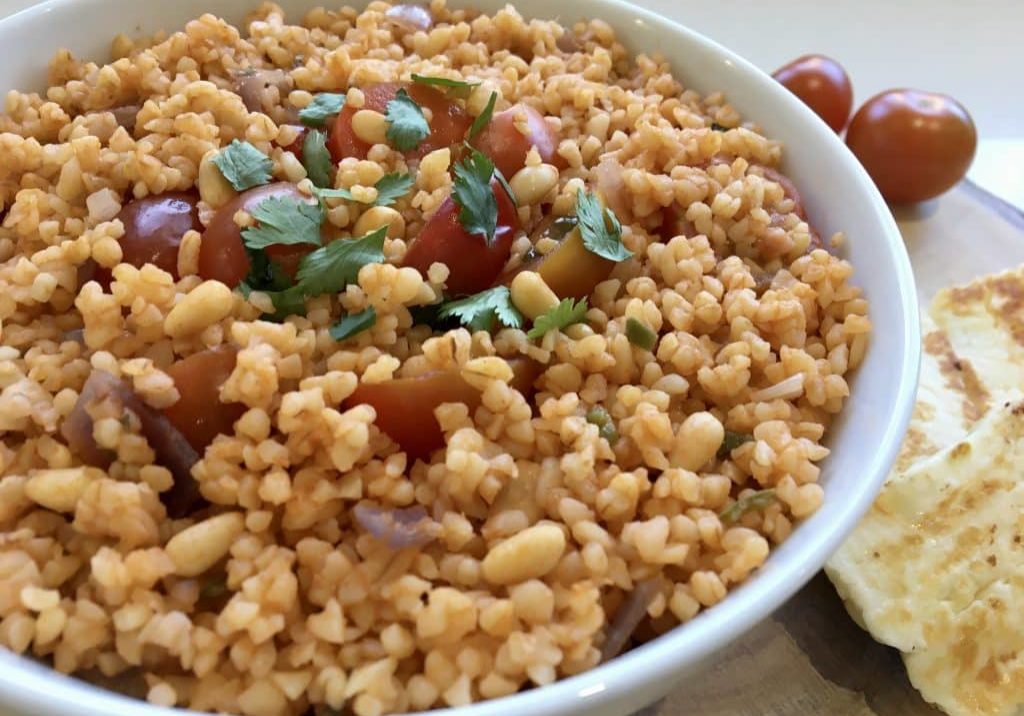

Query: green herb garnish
left=315, top=171, right=414, bottom=207
left=299, top=92, right=346, bottom=127
left=585, top=406, right=619, bottom=445
left=302, top=129, right=334, bottom=188
left=329, top=306, right=377, bottom=341
left=212, top=139, right=273, bottom=191
left=576, top=190, right=631, bottom=262
left=625, top=317, right=657, bottom=351
left=467, top=90, right=497, bottom=141
left=240, top=196, right=323, bottom=250
left=411, top=74, right=480, bottom=99
left=717, top=430, right=754, bottom=459
left=438, top=286, right=523, bottom=332
left=372, top=172, right=415, bottom=206
left=527, top=297, right=588, bottom=340
left=295, top=226, right=387, bottom=296
left=719, top=489, right=776, bottom=524
left=452, top=148, right=499, bottom=243
left=385, top=88, right=430, bottom=151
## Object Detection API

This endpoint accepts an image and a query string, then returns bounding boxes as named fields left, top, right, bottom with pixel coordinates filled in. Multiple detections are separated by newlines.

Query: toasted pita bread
left=827, top=266, right=1024, bottom=716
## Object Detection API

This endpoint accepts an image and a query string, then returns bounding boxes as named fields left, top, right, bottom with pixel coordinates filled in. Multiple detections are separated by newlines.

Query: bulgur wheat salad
left=0, top=1, right=871, bottom=714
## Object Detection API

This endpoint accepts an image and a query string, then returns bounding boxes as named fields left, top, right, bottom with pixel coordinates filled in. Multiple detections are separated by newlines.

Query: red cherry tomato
left=162, top=345, right=246, bottom=451
left=402, top=179, right=518, bottom=295
left=197, top=182, right=305, bottom=287
left=772, top=54, right=853, bottom=133
left=280, top=125, right=308, bottom=162
left=845, top=89, right=977, bottom=204
left=98, top=192, right=201, bottom=283
left=472, top=103, right=563, bottom=179
left=328, top=83, right=471, bottom=162
left=345, top=358, right=539, bottom=460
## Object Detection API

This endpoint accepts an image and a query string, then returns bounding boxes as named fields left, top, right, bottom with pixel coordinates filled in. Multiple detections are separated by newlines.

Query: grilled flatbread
left=827, top=266, right=1024, bottom=716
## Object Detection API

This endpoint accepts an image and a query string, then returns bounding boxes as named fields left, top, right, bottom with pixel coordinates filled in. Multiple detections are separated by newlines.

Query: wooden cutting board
left=650, top=181, right=1024, bottom=716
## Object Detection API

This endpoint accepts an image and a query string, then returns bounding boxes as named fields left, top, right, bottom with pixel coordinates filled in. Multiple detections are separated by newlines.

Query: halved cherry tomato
left=328, top=82, right=471, bottom=162
left=845, top=89, right=976, bottom=204
left=97, top=192, right=201, bottom=284
left=163, top=345, right=246, bottom=451
left=472, top=103, right=563, bottom=179
left=402, top=178, right=518, bottom=295
left=280, top=125, right=308, bottom=163
left=346, top=358, right=540, bottom=460
left=771, top=54, right=853, bottom=133
left=197, top=182, right=308, bottom=287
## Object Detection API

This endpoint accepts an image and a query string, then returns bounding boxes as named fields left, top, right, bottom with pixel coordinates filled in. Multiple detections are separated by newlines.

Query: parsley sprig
left=299, top=92, right=346, bottom=127
left=330, top=306, right=377, bottom=341
left=316, top=172, right=414, bottom=207
left=438, top=286, right=523, bottom=332
left=527, top=297, right=588, bottom=339
left=241, top=196, right=323, bottom=250
left=213, top=140, right=273, bottom=191
left=576, top=190, right=632, bottom=262
left=295, top=226, right=387, bottom=296
left=452, top=149, right=499, bottom=244
left=385, top=89, right=430, bottom=151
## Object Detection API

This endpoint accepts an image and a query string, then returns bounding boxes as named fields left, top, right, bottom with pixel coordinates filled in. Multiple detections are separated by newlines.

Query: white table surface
left=0, top=2, right=1019, bottom=715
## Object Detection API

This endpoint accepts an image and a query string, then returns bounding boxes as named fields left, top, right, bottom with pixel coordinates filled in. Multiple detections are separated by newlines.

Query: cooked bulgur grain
left=0, top=1, right=870, bottom=714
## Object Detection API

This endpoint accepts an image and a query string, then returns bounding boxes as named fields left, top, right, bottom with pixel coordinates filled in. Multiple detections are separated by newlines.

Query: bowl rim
left=0, top=0, right=920, bottom=714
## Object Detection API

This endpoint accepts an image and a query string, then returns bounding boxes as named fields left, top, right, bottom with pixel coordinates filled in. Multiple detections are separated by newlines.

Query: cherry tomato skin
left=328, top=83, right=471, bottom=162
left=197, top=182, right=304, bottom=287
left=345, top=358, right=539, bottom=460
left=472, top=103, right=563, bottom=179
left=162, top=345, right=246, bottom=451
left=772, top=55, right=853, bottom=133
left=845, top=89, right=977, bottom=204
left=402, top=179, right=518, bottom=295
left=280, top=125, right=308, bottom=162
left=98, top=192, right=201, bottom=283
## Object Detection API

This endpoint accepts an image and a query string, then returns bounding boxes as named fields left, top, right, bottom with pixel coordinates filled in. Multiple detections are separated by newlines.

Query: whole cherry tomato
left=329, top=82, right=471, bottom=161
left=845, top=89, right=976, bottom=204
left=472, top=103, right=563, bottom=179
left=97, top=192, right=201, bottom=283
left=772, top=54, right=853, bottom=133
left=162, top=345, right=246, bottom=451
left=402, top=178, right=518, bottom=295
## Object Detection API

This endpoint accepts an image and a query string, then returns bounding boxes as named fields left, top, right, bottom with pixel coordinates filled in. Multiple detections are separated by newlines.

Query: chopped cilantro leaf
left=467, top=90, right=497, bottom=140
left=576, top=190, right=632, bottom=262
left=329, top=307, right=377, bottom=341
left=385, top=88, right=430, bottom=151
left=493, top=165, right=516, bottom=208
left=438, top=286, right=523, bottom=332
left=267, top=285, right=308, bottom=318
left=314, top=172, right=414, bottom=207
left=625, top=317, right=657, bottom=351
left=717, top=430, right=754, bottom=459
left=302, top=129, right=334, bottom=188
left=411, top=74, right=479, bottom=99
left=452, top=149, right=498, bottom=243
left=241, top=196, right=323, bottom=250
left=212, top=139, right=273, bottom=191
left=408, top=300, right=460, bottom=331
left=719, top=489, right=776, bottom=524
left=299, top=92, right=346, bottom=127
left=238, top=252, right=307, bottom=319
left=373, top=172, right=414, bottom=206
left=527, top=297, right=588, bottom=340
left=295, top=226, right=387, bottom=296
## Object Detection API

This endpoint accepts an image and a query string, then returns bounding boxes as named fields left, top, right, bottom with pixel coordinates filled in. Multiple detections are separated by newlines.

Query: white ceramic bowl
left=0, top=0, right=920, bottom=714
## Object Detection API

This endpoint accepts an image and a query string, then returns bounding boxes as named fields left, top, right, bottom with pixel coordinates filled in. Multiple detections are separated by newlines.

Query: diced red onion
left=353, top=504, right=438, bottom=549
left=61, top=371, right=201, bottom=516
left=384, top=4, right=433, bottom=33
left=600, top=578, right=660, bottom=662
left=593, top=157, right=630, bottom=221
